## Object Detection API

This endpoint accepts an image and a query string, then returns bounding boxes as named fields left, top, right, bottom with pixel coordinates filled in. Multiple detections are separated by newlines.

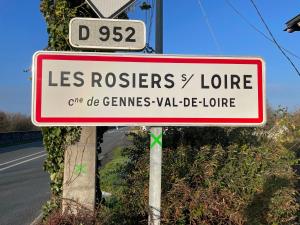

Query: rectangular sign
left=69, top=18, right=146, bottom=50
left=32, top=51, right=266, bottom=126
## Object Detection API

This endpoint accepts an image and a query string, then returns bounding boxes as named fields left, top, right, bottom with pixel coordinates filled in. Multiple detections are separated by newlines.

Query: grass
left=99, top=147, right=128, bottom=196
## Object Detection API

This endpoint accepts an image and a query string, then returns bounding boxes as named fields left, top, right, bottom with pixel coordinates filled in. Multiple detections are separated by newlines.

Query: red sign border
left=33, top=53, right=264, bottom=125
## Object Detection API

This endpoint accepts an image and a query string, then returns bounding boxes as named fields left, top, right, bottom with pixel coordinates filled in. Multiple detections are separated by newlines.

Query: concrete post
left=62, top=127, right=96, bottom=213
left=149, top=127, right=163, bottom=225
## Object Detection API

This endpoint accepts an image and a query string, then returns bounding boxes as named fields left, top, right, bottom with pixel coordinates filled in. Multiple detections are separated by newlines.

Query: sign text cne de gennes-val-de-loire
left=31, top=51, right=265, bottom=126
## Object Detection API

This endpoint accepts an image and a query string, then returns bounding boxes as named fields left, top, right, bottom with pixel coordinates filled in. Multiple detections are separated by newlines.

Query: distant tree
left=0, top=111, right=9, bottom=132
left=0, top=111, right=38, bottom=132
left=9, top=113, right=36, bottom=131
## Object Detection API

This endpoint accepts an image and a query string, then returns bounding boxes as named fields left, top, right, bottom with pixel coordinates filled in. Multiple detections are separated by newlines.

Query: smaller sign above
left=69, top=18, right=146, bottom=51
left=86, top=0, right=135, bottom=18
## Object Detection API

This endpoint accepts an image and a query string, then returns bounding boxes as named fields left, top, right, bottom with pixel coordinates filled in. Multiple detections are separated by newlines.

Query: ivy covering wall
left=39, top=0, right=108, bottom=216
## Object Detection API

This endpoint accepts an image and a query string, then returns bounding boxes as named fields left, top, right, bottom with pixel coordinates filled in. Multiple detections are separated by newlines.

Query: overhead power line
left=224, top=0, right=300, bottom=61
left=148, top=0, right=155, bottom=44
left=249, top=0, right=300, bottom=76
left=196, top=0, right=222, bottom=54
left=140, top=0, right=155, bottom=52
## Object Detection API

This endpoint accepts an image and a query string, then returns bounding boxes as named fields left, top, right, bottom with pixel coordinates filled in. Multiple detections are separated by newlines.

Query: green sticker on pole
left=75, top=164, right=87, bottom=175
left=150, top=132, right=162, bottom=149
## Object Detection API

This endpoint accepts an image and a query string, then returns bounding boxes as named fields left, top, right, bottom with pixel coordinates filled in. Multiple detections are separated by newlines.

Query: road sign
left=86, top=0, right=135, bottom=18
left=31, top=51, right=266, bottom=127
left=69, top=18, right=146, bottom=50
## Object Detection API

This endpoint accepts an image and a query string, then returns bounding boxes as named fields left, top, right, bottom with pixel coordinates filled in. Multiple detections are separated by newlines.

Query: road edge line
left=0, top=154, right=46, bottom=172
left=0, top=150, right=44, bottom=166
left=30, top=212, right=43, bottom=225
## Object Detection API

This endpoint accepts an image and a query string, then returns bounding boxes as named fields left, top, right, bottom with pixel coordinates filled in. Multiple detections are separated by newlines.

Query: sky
left=0, top=0, right=300, bottom=115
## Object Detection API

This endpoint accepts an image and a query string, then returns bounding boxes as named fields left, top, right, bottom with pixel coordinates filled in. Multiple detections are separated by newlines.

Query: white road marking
left=0, top=151, right=45, bottom=166
left=0, top=154, right=47, bottom=172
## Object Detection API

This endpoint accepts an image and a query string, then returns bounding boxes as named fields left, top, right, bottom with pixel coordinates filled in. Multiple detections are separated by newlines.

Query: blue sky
left=0, top=0, right=300, bottom=114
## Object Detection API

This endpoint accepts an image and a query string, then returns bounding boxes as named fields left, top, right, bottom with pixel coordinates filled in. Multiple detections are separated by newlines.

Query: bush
left=40, top=207, right=105, bottom=225
left=95, top=109, right=300, bottom=225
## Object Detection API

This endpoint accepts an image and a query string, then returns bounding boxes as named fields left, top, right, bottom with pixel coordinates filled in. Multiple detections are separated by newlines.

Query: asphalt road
left=99, top=127, right=130, bottom=167
left=0, top=127, right=129, bottom=225
left=0, top=142, right=49, bottom=225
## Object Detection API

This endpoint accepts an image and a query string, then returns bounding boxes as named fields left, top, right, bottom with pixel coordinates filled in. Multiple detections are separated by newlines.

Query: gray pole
left=149, top=1, right=163, bottom=224
left=155, top=0, right=163, bottom=54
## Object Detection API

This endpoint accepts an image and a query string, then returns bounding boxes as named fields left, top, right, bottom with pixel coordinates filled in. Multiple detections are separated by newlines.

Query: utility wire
left=196, top=0, right=222, bottom=54
left=145, top=0, right=150, bottom=41
left=130, top=0, right=143, bottom=11
left=147, top=0, right=155, bottom=44
left=145, top=1, right=149, bottom=31
left=224, top=0, right=300, bottom=61
left=140, top=0, right=155, bottom=53
left=249, top=0, right=300, bottom=76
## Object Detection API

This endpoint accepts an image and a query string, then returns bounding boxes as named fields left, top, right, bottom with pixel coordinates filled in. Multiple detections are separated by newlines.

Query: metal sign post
left=149, top=1, right=163, bottom=224
left=149, top=127, right=162, bottom=224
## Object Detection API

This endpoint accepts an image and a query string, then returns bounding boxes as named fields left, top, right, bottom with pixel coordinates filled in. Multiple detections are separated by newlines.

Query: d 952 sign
left=69, top=18, right=146, bottom=50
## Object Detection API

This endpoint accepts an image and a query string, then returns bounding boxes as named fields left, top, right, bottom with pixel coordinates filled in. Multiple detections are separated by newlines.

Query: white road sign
left=32, top=51, right=266, bottom=127
left=86, top=0, right=135, bottom=18
left=69, top=18, right=146, bottom=50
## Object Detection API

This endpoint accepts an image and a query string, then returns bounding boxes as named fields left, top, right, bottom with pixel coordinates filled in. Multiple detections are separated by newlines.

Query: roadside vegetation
left=99, top=147, right=128, bottom=196
left=0, top=111, right=38, bottom=132
left=89, top=107, right=300, bottom=225
left=41, top=108, right=300, bottom=225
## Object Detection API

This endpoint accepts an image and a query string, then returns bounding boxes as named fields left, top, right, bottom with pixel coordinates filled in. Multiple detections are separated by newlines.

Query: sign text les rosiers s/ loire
left=69, top=18, right=146, bottom=50
left=31, top=51, right=266, bottom=127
